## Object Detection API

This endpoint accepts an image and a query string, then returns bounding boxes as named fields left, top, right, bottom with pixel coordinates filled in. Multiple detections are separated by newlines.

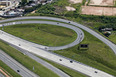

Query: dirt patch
left=65, top=6, right=76, bottom=11
left=81, top=6, right=116, bottom=16
left=89, top=0, right=114, bottom=6
left=69, top=0, right=82, bottom=4
left=54, top=6, right=66, bottom=14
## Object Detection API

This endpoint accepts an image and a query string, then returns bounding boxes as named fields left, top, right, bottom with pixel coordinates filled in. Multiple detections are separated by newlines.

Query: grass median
left=0, top=60, right=21, bottom=77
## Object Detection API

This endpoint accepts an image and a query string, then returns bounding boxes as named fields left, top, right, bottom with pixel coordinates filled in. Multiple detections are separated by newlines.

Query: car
left=17, top=70, right=20, bottom=72
left=59, top=59, right=62, bottom=61
left=70, top=61, right=73, bottom=63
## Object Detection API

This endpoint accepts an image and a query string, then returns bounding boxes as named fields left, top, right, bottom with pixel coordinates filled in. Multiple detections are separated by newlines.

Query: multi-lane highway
left=0, top=16, right=115, bottom=77
left=0, top=50, right=38, bottom=77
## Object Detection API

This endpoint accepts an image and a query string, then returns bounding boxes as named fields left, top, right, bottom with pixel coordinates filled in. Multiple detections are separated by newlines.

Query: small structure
left=101, top=28, right=113, bottom=31
left=78, top=44, right=89, bottom=50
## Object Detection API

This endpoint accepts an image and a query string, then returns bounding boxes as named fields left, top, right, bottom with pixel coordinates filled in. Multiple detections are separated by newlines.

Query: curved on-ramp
left=1, top=21, right=84, bottom=51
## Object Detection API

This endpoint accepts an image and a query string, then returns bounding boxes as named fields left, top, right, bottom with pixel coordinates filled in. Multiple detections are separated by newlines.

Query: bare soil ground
left=81, top=6, right=116, bottom=16
left=65, top=6, right=76, bottom=11
left=89, top=0, right=114, bottom=6
left=69, top=0, right=82, bottom=4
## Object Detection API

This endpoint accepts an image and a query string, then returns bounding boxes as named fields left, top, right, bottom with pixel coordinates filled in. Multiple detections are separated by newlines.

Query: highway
left=0, top=50, right=38, bottom=77
left=0, top=18, right=114, bottom=77
left=0, top=16, right=115, bottom=54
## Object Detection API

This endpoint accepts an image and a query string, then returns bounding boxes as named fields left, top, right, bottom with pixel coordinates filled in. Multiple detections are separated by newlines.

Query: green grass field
left=53, top=30, right=116, bottom=76
left=0, top=40, right=59, bottom=77
left=108, top=31, right=116, bottom=44
left=0, top=60, right=21, bottom=77
left=4, top=24, right=77, bottom=46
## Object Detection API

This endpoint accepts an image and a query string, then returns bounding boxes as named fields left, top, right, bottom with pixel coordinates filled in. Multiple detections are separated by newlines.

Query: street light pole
left=2, top=25, right=4, bottom=31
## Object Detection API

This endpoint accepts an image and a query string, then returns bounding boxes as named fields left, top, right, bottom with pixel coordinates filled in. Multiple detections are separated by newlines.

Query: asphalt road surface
left=0, top=50, right=38, bottom=77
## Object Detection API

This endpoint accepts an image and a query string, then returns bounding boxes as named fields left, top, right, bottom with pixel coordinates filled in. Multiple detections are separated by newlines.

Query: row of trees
left=98, top=24, right=116, bottom=32
left=21, top=0, right=28, bottom=6
left=79, top=15, right=116, bottom=24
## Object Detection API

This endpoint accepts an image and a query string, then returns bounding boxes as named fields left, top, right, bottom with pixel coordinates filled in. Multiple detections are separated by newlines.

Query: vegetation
left=0, top=60, right=21, bottom=77
left=108, top=31, right=116, bottom=43
left=4, top=24, right=77, bottom=46
left=25, top=4, right=41, bottom=13
left=0, top=40, right=59, bottom=77
left=37, top=4, right=55, bottom=14
left=21, top=0, right=27, bottom=6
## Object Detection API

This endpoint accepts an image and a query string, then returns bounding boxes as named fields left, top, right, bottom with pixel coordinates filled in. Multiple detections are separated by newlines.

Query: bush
left=37, top=4, right=55, bottom=14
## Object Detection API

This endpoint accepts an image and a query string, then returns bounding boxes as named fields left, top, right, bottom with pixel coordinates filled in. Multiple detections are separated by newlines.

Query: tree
left=21, top=0, right=27, bottom=6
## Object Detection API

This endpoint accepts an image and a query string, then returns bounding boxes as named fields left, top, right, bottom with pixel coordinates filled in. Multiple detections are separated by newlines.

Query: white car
left=12, top=22, right=16, bottom=25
